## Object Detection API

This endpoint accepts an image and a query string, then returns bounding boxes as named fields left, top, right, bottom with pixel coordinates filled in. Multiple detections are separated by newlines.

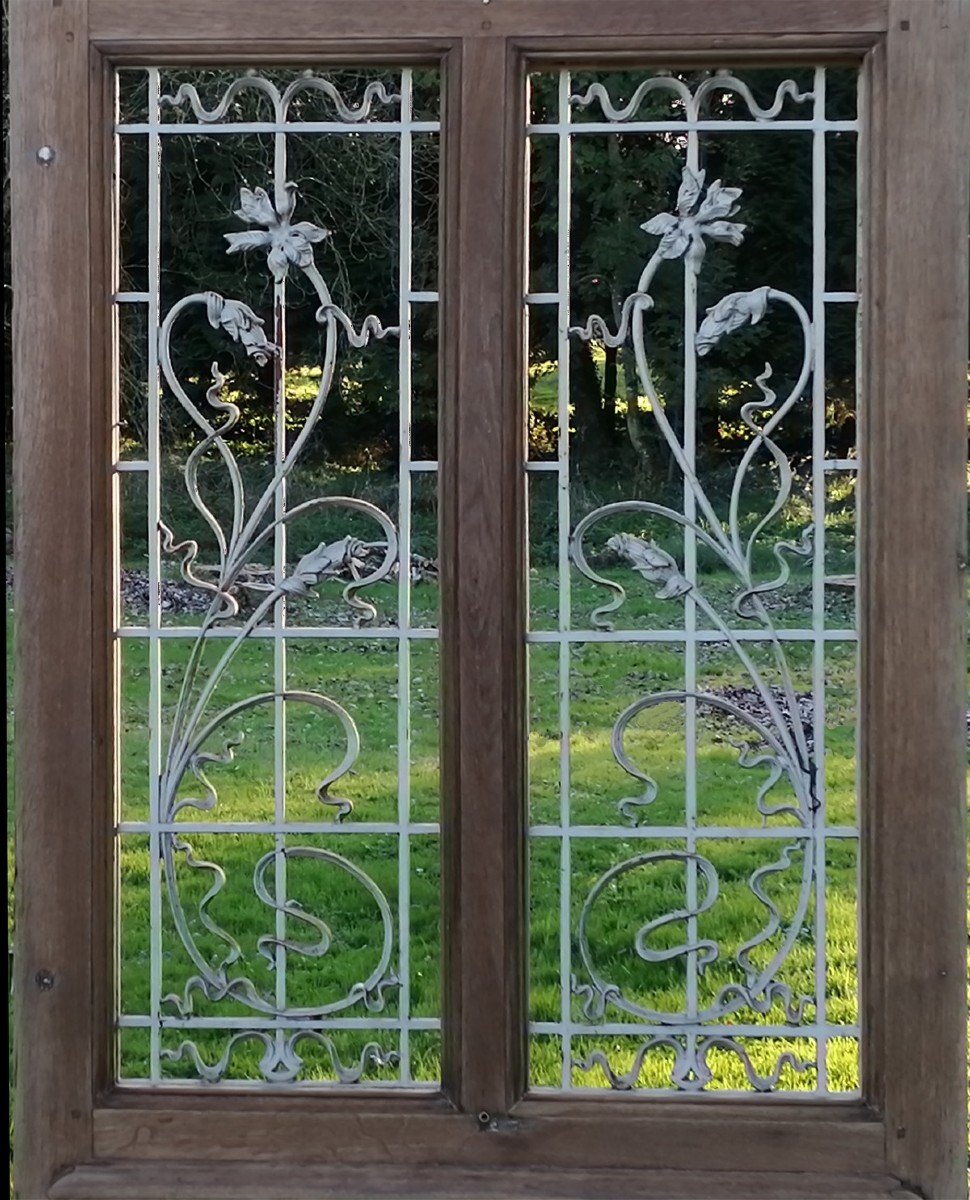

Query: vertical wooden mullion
left=862, top=2, right=969, bottom=1195
left=440, top=33, right=527, bottom=1115
left=11, top=1, right=96, bottom=1195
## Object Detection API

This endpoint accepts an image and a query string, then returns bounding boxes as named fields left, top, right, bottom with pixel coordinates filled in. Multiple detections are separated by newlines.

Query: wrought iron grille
left=113, top=66, right=441, bottom=1086
left=525, top=67, right=861, bottom=1095
left=112, top=60, right=862, bottom=1097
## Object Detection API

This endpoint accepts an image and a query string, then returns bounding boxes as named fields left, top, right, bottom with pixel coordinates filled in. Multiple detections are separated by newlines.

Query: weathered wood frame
left=10, top=1, right=968, bottom=1197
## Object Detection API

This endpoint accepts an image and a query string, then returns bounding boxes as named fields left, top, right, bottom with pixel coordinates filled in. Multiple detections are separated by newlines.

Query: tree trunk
left=603, top=343, right=617, bottom=428
left=570, top=338, right=608, bottom=466
left=606, top=136, right=663, bottom=487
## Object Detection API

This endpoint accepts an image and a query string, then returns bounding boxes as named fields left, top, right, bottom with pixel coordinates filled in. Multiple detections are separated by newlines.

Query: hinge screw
left=35, top=969, right=55, bottom=991
left=36, top=146, right=56, bottom=165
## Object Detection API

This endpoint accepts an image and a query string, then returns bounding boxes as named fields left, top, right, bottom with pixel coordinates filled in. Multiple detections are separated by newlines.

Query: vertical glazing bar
left=522, top=76, right=533, bottom=1084
left=811, top=65, right=828, bottom=1094
left=853, top=69, right=866, bottom=1094
left=397, top=67, right=414, bottom=1083
left=683, top=114, right=700, bottom=1037
left=556, top=69, right=572, bottom=1089
left=273, top=117, right=289, bottom=1027
left=146, top=67, right=162, bottom=1081
left=853, top=69, right=866, bottom=837
left=109, top=75, right=123, bottom=1082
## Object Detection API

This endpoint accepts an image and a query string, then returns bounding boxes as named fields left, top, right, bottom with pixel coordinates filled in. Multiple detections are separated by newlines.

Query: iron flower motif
left=607, top=533, right=691, bottom=601
left=641, top=168, right=746, bottom=275
left=695, top=286, right=771, bottom=357
left=281, top=536, right=366, bottom=597
left=225, top=183, right=330, bottom=282
left=204, top=293, right=279, bottom=365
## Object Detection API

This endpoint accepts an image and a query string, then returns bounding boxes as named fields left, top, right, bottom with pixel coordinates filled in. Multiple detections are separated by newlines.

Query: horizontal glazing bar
left=120, top=1015, right=441, bottom=1031
left=113, top=286, right=435, bottom=304
left=119, top=821, right=440, bottom=835
left=825, top=458, right=858, bottom=471
left=527, top=120, right=858, bottom=135
left=115, top=461, right=150, bottom=473
left=116, top=120, right=440, bottom=135
left=527, top=1085, right=862, bottom=1100
left=527, top=289, right=856, bottom=307
left=530, top=1021, right=858, bottom=1038
left=410, top=460, right=437, bottom=471
left=526, top=628, right=857, bottom=643
left=115, top=1078, right=440, bottom=1091
left=116, top=626, right=440, bottom=640
left=529, top=824, right=858, bottom=840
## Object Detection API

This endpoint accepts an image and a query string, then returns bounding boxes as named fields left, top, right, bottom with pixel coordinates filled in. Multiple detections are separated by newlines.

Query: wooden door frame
left=11, top=1, right=968, bottom=1197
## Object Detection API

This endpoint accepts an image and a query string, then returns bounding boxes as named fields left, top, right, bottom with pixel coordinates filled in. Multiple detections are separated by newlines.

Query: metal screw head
left=36, top=146, right=55, bottom=165
left=35, top=969, right=55, bottom=990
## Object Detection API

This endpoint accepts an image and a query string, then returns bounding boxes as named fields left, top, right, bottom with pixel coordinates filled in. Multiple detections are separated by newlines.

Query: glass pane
left=112, top=65, right=441, bottom=1087
left=527, top=65, right=861, bottom=1096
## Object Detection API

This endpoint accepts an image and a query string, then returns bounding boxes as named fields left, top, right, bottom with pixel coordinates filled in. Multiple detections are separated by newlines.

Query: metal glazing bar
left=119, top=821, right=441, bottom=835
left=118, top=820, right=860, bottom=840
left=272, top=102, right=289, bottom=1054
left=811, top=66, right=829, bottom=1094
left=523, top=75, right=535, bottom=985
left=114, top=625, right=859, bottom=644
left=527, top=119, right=858, bottom=135
left=145, top=66, right=162, bottom=1082
left=110, top=80, right=123, bottom=1087
left=555, top=69, right=573, bottom=1090
left=525, top=629, right=858, bottom=644
left=529, top=824, right=859, bottom=840
left=119, top=1015, right=441, bottom=1030
left=116, top=626, right=440, bottom=640
left=117, top=1078, right=439, bottom=1092
left=683, top=114, right=700, bottom=1038
left=116, top=121, right=441, bottom=136
left=529, top=1084, right=860, bottom=1100
left=396, top=66, right=414, bottom=1084
left=529, top=1021, right=859, bottom=1038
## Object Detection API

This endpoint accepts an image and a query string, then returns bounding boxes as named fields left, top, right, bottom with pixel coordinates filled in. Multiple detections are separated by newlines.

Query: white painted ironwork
left=526, top=68, right=861, bottom=1096
left=113, top=67, right=439, bottom=1086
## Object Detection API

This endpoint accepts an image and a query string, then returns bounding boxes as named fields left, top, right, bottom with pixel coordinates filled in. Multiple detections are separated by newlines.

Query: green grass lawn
left=8, top=459, right=868, bottom=1092
left=104, top=560, right=862, bottom=1093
